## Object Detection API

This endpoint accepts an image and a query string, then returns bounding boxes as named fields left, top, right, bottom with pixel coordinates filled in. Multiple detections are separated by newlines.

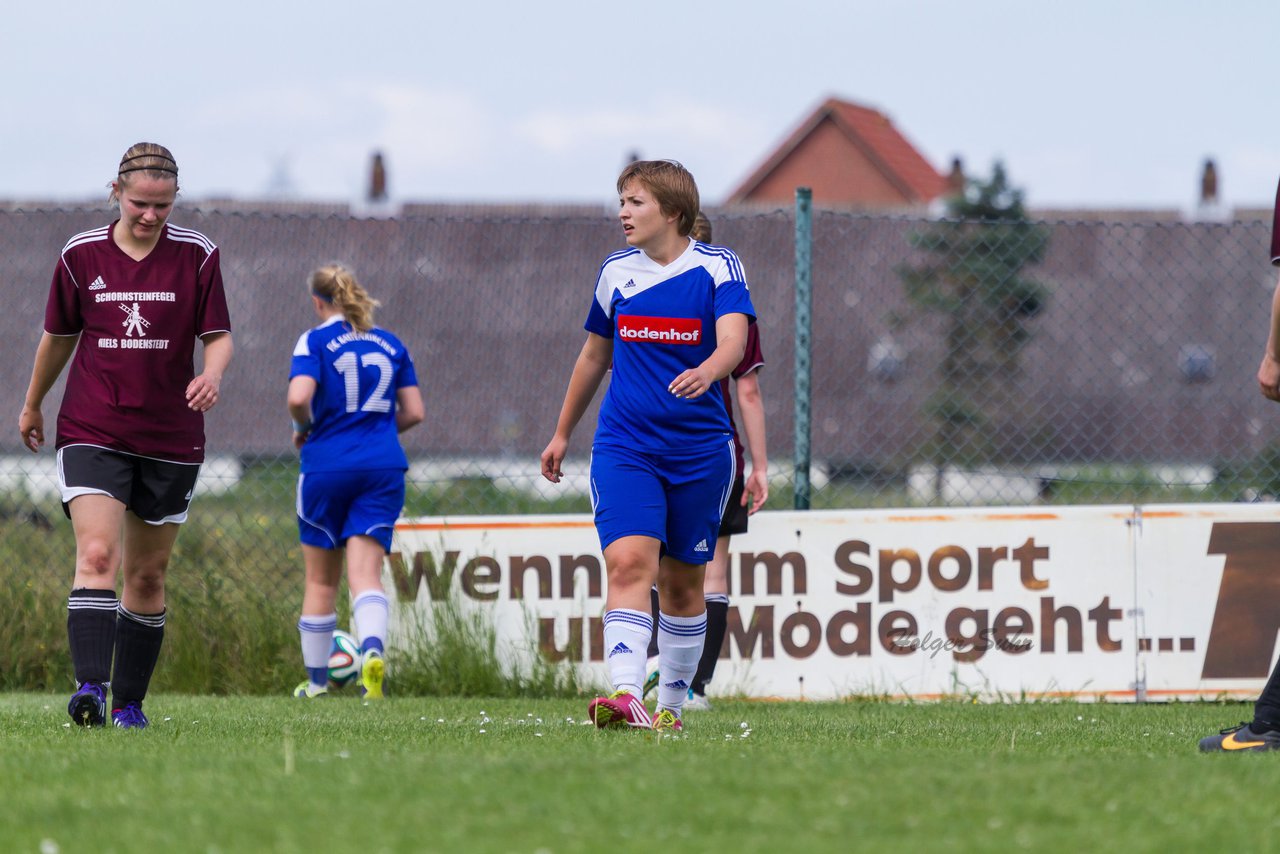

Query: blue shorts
left=589, top=440, right=736, bottom=565
left=297, top=468, right=405, bottom=552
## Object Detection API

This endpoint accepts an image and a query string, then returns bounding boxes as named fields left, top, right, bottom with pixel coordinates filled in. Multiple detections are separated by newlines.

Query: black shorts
left=57, top=445, right=201, bottom=525
left=718, top=475, right=749, bottom=537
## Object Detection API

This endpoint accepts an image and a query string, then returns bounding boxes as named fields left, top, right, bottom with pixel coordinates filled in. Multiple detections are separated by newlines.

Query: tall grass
left=0, top=481, right=583, bottom=697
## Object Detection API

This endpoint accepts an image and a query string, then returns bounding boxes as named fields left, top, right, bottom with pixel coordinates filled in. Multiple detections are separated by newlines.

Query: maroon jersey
left=1272, top=176, right=1280, bottom=266
left=716, top=323, right=765, bottom=477
left=44, top=221, right=232, bottom=463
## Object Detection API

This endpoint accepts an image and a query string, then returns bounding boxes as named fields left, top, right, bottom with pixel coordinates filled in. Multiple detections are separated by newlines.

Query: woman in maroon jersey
left=18, top=142, right=233, bottom=730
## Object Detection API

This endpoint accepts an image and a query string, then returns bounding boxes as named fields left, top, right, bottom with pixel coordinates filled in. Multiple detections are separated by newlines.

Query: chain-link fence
left=0, top=203, right=1276, bottom=605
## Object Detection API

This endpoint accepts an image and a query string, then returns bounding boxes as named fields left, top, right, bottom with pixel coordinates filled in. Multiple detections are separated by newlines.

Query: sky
left=3, top=0, right=1277, bottom=211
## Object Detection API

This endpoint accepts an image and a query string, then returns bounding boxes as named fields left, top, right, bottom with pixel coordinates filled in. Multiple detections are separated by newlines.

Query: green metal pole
left=794, top=187, right=812, bottom=510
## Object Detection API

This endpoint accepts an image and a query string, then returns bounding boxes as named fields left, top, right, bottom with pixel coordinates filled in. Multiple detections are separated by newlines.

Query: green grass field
left=1, top=693, right=1273, bottom=853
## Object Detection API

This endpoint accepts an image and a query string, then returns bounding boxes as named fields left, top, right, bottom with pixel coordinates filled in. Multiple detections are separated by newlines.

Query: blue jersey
left=289, top=316, right=419, bottom=473
left=585, top=239, right=756, bottom=454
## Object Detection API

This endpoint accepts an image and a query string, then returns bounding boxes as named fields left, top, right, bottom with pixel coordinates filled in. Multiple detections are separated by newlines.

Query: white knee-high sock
left=352, top=589, right=389, bottom=655
left=298, top=613, right=337, bottom=688
left=657, top=610, right=707, bottom=714
left=602, top=609, right=652, bottom=696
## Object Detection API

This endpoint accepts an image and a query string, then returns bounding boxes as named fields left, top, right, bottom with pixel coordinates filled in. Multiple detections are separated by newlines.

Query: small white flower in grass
left=1035, top=731, right=1042, bottom=736
left=62, top=723, right=70, bottom=729
left=420, top=716, right=426, bottom=721
left=725, top=734, right=733, bottom=740
left=740, top=731, right=750, bottom=739
left=39, top=839, right=59, bottom=854
left=337, top=751, right=350, bottom=759
left=164, top=717, right=172, bottom=722
left=535, top=733, right=543, bottom=737
left=740, top=721, right=749, bottom=729
left=1076, top=715, right=1083, bottom=721
left=536, top=718, right=543, bottom=725
left=438, top=719, right=444, bottom=723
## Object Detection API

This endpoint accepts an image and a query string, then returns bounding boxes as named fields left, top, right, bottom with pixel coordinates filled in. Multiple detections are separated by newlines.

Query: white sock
left=602, top=609, right=652, bottom=696
left=298, top=613, right=337, bottom=688
left=657, top=611, right=706, bottom=714
left=352, top=589, right=389, bottom=654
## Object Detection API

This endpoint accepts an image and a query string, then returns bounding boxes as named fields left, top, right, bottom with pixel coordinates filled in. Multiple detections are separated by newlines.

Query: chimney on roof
left=1193, top=157, right=1226, bottom=222
left=1199, top=158, right=1218, bottom=206
left=368, top=151, right=388, bottom=203
left=945, top=156, right=966, bottom=197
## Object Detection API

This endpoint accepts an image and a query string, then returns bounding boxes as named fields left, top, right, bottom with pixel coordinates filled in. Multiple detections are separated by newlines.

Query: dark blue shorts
left=589, top=440, right=735, bottom=565
left=297, top=468, right=405, bottom=552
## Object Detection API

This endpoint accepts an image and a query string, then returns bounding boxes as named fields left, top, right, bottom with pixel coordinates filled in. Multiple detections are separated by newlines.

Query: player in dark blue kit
left=541, top=161, right=756, bottom=733
left=288, top=264, right=424, bottom=699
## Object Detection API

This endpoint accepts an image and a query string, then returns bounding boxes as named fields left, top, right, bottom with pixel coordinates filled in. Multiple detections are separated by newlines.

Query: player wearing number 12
left=288, top=265, right=424, bottom=700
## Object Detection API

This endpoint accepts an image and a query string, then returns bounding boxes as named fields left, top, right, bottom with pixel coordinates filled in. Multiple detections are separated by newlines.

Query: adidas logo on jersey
left=608, top=642, right=633, bottom=658
left=622, top=278, right=637, bottom=289
left=694, top=539, right=709, bottom=553
left=88, top=275, right=106, bottom=290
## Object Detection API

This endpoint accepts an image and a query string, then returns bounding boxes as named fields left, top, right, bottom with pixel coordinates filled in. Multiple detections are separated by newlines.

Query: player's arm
left=735, top=369, right=769, bottom=514
left=541, top=332, right=613, bottom=482
left=396, top=385, right=425, bottom=434
left=1260, top=269, right=1280, bottom=402
left=187, top=331, right=233, bottom=412
left=287, top=375, right=317, bottom=449
left=668, top=312, right=748, bottom=400
left=19, top=332, right=78, bottom=453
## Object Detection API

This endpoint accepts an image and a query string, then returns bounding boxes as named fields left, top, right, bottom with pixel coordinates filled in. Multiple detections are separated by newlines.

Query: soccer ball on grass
left=328, top=629, right=362, bottom=689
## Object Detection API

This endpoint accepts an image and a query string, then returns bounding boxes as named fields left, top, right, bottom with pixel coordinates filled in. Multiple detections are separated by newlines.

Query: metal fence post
left=794, top=187, right=813, bottom=510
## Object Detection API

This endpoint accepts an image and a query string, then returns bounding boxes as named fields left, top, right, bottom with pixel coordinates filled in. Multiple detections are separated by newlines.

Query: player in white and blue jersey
left=287, top=264, right=424, bottom=700
left=541, top=160, right=756, bottom=732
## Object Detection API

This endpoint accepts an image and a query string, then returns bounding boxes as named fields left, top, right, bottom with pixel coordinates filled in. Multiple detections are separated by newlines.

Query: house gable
left=727, top=97, right=946, bottom=209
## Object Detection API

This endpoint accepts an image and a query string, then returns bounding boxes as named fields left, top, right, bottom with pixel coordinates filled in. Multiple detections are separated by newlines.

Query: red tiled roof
left=727, top=96, right=946, bottom=206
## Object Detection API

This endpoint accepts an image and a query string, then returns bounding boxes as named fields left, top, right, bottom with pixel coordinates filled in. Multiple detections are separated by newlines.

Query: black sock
left=111, top=606, right=165, bottom=708
left=67, top=588, right=118, bottom=685
left=1252, top=719, right=1280, bottom=734
left=692, top=599, right=729, bottom=695
left=646, top=586, right=660, bottom=659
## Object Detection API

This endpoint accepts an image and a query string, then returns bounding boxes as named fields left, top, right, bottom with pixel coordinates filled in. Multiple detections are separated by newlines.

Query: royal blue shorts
left=296, top=468, right=405, bottom=552
left=589, top=440, right=735, bottom=565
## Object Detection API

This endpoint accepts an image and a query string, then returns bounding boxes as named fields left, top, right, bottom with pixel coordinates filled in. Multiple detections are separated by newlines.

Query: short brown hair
left=616, top=160, right=700, bottom=237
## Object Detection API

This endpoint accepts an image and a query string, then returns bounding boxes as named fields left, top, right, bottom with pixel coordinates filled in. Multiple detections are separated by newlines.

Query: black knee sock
left=646, top=586, right=660, bottom=658
left=1255, top=656, right=1280, bottom=730
left=691, top=598, right=728, bottom=696
left=111, top=606, right=166, bottom=708
left=67, top=588, right=118, bottom=685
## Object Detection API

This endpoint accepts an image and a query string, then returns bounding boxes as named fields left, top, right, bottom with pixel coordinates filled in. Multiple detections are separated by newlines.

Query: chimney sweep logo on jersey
left=617, top=315, right=701, bottom=345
